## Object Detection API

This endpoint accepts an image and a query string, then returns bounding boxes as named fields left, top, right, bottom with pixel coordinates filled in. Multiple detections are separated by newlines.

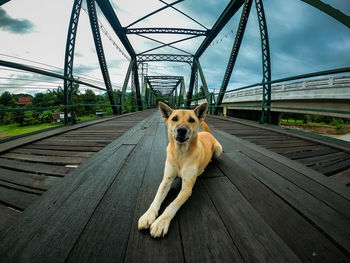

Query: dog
left=138, top=102, right=222, bottom=238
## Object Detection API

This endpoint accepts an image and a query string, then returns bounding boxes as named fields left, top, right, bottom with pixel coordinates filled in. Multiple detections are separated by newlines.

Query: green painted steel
left=215, top=0, right=252, bottom=112
left=195, top=0, right=245, bottom=59
left=0, top=60, right=107, bottom=91
left=195, top=59, right=210, bottom=104
left=63, top=0, right=83, bottom=124
left=186, top=61, right=198, bottom=108
left=122, top=59, right=134, bottom=102
left=301, top=0, right=350, bottom=29
left=87, top=0, right=118, bottom=115
left=255, top=0, right=272, bottom=124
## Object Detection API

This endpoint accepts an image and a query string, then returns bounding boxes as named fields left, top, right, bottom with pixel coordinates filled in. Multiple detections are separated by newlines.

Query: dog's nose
left=177, top=127, right=187, bottom=136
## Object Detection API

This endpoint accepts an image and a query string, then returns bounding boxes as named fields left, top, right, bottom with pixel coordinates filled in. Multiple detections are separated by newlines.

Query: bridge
left=0, top=0, right=350, bottom=262
left=221, top=75, right=350, bottom=119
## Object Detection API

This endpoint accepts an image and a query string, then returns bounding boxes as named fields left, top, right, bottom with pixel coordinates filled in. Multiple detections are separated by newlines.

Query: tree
left=0, top=91, right=16, bottom=107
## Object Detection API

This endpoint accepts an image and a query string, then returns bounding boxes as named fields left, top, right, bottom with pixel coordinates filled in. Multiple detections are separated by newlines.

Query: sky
left=0, top=0, right=349, bottom=96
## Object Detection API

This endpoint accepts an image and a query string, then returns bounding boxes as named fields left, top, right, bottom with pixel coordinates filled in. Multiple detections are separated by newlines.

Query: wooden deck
left=0, top=112, right=350, bottom=262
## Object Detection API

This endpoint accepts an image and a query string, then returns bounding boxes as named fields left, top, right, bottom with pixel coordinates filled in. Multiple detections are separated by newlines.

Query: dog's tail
left=201, top=121, right=211, bottom=133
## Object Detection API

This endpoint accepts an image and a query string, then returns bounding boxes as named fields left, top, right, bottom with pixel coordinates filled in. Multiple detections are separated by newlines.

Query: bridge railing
left=187, top=67, right=350, bottom=119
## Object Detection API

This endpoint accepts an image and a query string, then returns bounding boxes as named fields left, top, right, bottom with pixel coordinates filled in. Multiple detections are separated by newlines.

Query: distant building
left=18, top=97, right=31, bottom=106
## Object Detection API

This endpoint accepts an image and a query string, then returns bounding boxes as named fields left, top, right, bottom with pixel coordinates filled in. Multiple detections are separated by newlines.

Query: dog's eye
left=189, top=117, right=195, bottom=123
left=172, top=116, right=178, bottom=121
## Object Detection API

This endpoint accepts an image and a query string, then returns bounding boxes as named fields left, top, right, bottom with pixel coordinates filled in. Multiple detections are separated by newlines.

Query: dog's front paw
left=150, top=215, right=171, bottom=238
left=138, top=210, right=157, bottom=230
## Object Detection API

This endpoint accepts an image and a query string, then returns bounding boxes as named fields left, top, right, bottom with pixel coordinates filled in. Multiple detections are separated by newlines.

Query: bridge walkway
left=0, top=111, right=349, bottom=262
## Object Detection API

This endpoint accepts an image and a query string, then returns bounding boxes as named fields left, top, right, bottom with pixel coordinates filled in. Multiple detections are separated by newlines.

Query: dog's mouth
left=175, top=136, right=189, bottom=143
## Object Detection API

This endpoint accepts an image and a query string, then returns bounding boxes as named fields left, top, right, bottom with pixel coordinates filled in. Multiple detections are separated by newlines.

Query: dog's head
left=159, top=102, right=208, bottom=144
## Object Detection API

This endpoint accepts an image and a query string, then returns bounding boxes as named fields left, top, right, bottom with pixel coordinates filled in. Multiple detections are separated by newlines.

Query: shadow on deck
left=0, top=112, right=350, bottom=262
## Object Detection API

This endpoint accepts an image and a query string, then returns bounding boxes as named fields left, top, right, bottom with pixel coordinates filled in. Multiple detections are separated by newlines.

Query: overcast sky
left=0, top=0, right=349, bottom=96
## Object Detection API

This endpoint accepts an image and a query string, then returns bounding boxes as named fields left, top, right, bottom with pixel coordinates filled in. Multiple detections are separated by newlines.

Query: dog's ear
left=194, top=102, right=208, bottom=122
left=158, top=102, right=173, bottom=122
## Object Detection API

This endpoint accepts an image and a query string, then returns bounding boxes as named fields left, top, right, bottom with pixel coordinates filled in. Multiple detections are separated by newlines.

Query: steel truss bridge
left=0, top=0, right=349, bottom=124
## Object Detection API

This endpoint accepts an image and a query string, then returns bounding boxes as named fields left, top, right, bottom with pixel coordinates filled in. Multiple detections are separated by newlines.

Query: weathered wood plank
left=1, top=153, right=85, bottom=165
left=297, top=152, right=348, bottom=166
left=124, top=120, right=184, bottom=263
left=10, top=148, right=95, bottom=158
left=22, top=144, right=103, bottom=152
left=214, top=154, right=349, bottom=262
left=0, top=168, right=60, bottom=190
left=16, top=145, right=135, bottom=262
left=213, top=131, right=350, bottom=253
left=203, top=176, right=301, bottom=262
left=313, top=157, right=350, bottom=176
left=330, top=168, right=350, bottom=186
left=0, top=185, right=40, bottom=210
left=0, top=180, right=44, bottom=195
left=179, top=181, right=243, bottom=263
left=0, top=114, right=155, bottom=261
left=0, top=158, right=71, bottom=176
left=284, top=148, right=339, bottom=159
left=67, top=134, right=156, bottom=262
left=0, top=204, right=20, bottom=231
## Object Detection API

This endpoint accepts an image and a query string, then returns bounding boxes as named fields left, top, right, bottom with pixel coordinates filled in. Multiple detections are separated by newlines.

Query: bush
left=38, top=110, right=52, bottom=123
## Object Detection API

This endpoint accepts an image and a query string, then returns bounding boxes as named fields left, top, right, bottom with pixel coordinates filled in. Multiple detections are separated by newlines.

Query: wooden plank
left=330, top=168, right=350, bottom=186
left=0, top=204, right=20, bottom=231
left=22, top=144, right=102, bottom=152
left=124, top=120, right=184, bottom=263
left=213, top=131, right=350, bottom=253
left=272, top=145, right=327, bottom=154
left=0, top=114, right=155, bottom=260
left=67, top=134, right=156, bottom=262
left=1, top=153, right=85, bottom=165
left=178, top=181, right=243, bottom=262
left=0, top=111, right=151, bottom=154
left=0, top=158, right=71, bottom=176
left=16, top=144, right=135, bottom=262
left=213, top=154, right=349, bottom=262
left=0, top=180, right=44, bottom=195
left=214, top=130, right=350, bottom=201
left=207, top=115, right=350, bottom=153
left=32, top=140, right=109, bottom=147
left=298, top=152, right=349, bottom=166
left=203, top=176, right=301, bottom=262
left=313, top=158, right=350, bottom=176
left=0, top=168, right=60, bottom=190
left=0, top=185, right=40, bottom=210
left=10, top=148, right=95, bottom=158
left=284, top=148, right=339, bottom=159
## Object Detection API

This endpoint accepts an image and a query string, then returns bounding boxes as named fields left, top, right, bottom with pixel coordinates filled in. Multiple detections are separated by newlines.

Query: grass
left=0, top=123, right=62, bottom=139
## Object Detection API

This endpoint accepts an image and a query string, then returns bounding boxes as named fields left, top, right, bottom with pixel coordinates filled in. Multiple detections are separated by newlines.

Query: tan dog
left=138, top=102, right=222, bottom=238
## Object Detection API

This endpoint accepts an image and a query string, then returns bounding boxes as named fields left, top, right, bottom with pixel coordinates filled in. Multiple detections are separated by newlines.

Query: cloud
left=0, top=8, right=34, bottom=34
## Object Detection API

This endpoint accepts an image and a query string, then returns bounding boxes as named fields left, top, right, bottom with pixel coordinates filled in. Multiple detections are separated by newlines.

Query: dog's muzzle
left=175, top=127, right=188, bottom=143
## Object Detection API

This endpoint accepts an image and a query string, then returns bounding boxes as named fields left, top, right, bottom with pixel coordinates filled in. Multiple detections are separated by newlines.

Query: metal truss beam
left=137, top=54, right=193, bottom=64
left=96, top=0, right=135, bottom=58
left=255, top=0, right=271, bottom=124
left=132, top=60, right=143, bottom=110
left=87, top=0, right=117, bottom=114
left=195, top=0, right=245, bottom=59
left=216, top=0, right=252, bottom=111
left=127, top=0, right=184, bottom=28
left=186, top=60, right=198, bottom=107
left=63, top=0, right=83, bottom=124
left=0, top=0, right=10, bottom=6
left=126, top=28, right=208, bottom=36
left=146, top=76, right=184, bottom=80
left=300, top=0, right=350, bottom=29
left=195, top=59, right=210, bottom=104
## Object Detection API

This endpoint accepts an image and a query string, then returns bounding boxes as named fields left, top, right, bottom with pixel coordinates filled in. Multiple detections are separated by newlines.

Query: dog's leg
left=150, top=167, right=197, bottom=238
left=138, top=162, right=176, bottom=230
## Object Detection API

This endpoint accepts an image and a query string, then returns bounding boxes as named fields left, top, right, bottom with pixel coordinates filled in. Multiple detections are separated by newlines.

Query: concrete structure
left=220, top=76, right=350, bottom=119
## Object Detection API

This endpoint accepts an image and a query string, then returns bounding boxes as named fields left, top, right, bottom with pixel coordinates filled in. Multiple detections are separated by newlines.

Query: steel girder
left=195, top=59, right=210, bottom=104
left=300, top=0, right=350, bottom=29
left=215, top=0, right=252, bottom=113
left=195, top=0, right=245, bottom=59
left=186, top=60, right=198, bottom=108
left=131, top=60, right=143, bottom=110
left=87, top=0, right=118, bottom=114
left=255, top=0, right=271, bottom=124
left=137, top=54, right=193, bottom=64
left=126, top=28, right=208, bottom=36
left=63, top=0, right=83, bottom=124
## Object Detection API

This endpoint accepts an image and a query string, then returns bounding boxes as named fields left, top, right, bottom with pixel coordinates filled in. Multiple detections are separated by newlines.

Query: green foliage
left=0, top=91, right=16, bottom=107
